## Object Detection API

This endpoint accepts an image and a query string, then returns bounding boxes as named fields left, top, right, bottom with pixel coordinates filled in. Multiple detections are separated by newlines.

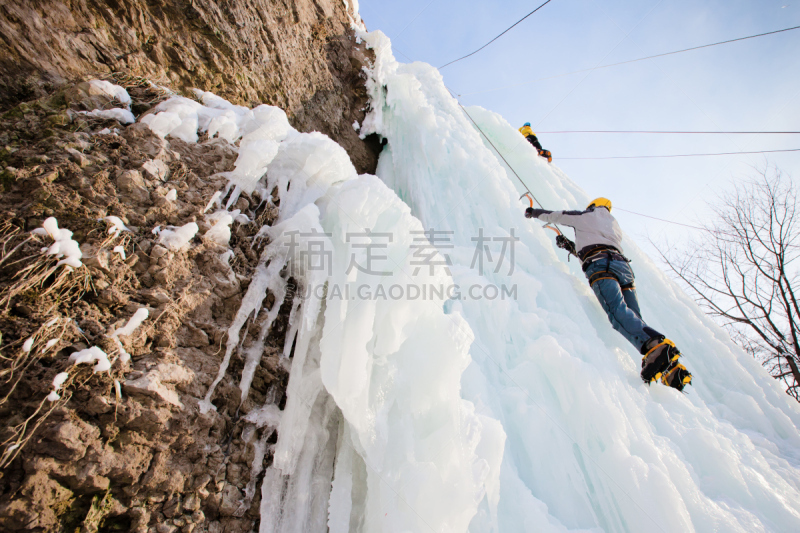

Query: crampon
left=641, top=339, right=692, bottom=391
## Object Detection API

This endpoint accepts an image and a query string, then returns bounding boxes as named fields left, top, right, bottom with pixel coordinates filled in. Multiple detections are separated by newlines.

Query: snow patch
left=52, top=372, right=69, bottom=390
left=157, top=222, right=198, bottom=252
left=69, top=347, right=111, bottom=373
left=243, top=404, right=282, bottom=428
left=203, top=212, right=234, bottom=246
left=78, top=108, right=135, bottom=124
left=32, top=217, right=83, bottom=269
left=102, top=216, right=129, bottom=235
left=112, top=308, right=149, bottom=363
left=142, top=159, right=169, bottom=181
left=47, top=372, right=70, bottom=402
left=88, top=80, right=131, bottom=105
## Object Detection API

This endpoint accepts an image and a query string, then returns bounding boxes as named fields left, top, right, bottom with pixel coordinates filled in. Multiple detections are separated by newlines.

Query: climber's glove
left=525, top=207, right=546, bottom=219
left=555, top=235, right=574, bottom=250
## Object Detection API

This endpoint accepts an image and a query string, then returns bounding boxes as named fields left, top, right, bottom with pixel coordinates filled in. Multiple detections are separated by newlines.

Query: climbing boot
left=660, top=361, right=692, bottom=391
left=640, top=338, right=680, bottom=384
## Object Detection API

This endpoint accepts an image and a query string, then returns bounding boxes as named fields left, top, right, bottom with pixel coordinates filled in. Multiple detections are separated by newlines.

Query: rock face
left=0, top=84, right=295, bottom=532
left=0, top=0, right=379, bottom=173
left=0, top=1, right=378, bottom=531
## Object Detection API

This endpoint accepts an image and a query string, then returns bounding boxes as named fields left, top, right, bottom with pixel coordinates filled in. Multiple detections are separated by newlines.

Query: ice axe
left=520, top=192, right=578, bottom=260
left=520, top=192, right=535, bottom=208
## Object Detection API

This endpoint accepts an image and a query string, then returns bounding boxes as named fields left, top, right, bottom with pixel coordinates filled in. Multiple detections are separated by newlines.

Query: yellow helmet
left=588, top=197, right=612, bottom=212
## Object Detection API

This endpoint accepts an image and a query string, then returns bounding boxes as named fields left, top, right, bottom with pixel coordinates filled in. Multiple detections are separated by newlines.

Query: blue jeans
left=584, top=257, right=660, bottom=352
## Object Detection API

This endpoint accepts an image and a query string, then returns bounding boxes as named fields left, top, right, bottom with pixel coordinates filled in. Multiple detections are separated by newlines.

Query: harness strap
left=588, top=271, right=635, bottom=291
left=589, top=270, right=618, bottom=287
left=581, top=250, right=631, bottom=272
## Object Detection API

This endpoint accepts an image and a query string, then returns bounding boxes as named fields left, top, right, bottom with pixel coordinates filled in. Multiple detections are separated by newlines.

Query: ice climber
left=518, top=122, right=552, bottom=163
left=525, top=198, right=692, bottom=391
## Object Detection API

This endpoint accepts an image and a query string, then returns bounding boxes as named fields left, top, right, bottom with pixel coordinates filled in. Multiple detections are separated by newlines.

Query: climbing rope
left=559, top=148, right=800, bottom=160
left=439, top=0, right=554, bottom=70
left=453, top=96, right=542, bottom=206
left=446, top=89, right=577, bottom=242
left=460, top=24, right=800, bottom=96
left=538, top=130, right=800, bottom=135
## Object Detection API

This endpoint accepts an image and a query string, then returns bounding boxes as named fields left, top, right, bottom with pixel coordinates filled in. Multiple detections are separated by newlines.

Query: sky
left=356, top=0, right=800, bottom=259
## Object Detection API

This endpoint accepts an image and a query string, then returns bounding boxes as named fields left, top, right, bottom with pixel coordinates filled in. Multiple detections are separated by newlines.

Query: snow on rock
left=78, top=108, right=135, bottom=124
left=203, top=210, right=235, bottom=246
left=112, top=246, right=125, bottom=260
left=47, top=372, right=70, bottom=402
left=157, top=222, right=198, bottom=252
left=102, top=216, right=129, bottom=235
left=139, top=94, right=295, bottom=210
left=139, top=92, right=293, bottom=148
left=243, top=404, right=282, bottom=429
left=245, top=105, right=292, bottom=142
left=87, top=80, right=131, bottom=106
left=165, top=189, right=177, bottom=202
left=112, top=308, right=149, bottom=363
left=52, top=372, right=69, bottom=390
left=140, top=111, right=183, bottom=139
left=68, top=347, right=111, bottom=373
left=141, top=159, right=169, bottom=181
left=115, top=308, right=149, bottom=338
left=124, top=363, right=192, bottom=408
left=225, top=138, right=279, bottom=196
left=32, top=217, right=83, bottom=269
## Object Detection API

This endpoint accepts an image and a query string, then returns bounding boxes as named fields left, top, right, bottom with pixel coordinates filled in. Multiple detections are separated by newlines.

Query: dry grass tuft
left=0, top=220, right=132, bottom=472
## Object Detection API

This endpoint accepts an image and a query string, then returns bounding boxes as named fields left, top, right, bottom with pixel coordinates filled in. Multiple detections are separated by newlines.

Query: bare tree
left=658, top=166, right=800, bottom=401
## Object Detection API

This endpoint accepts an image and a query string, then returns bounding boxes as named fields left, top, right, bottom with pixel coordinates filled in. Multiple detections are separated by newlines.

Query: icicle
left=236, top=428, right=273, bottom=517
left=282, top=295, right=303, bottom=358
left=239, top=281, right=287, bottom=403
left=201, top=205, right=328, bottom=413
left=199, top=261, right=273, bottom=414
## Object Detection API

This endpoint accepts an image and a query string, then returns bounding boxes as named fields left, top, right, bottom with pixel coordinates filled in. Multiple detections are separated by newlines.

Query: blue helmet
left=523, top=122, right=531, bottom=127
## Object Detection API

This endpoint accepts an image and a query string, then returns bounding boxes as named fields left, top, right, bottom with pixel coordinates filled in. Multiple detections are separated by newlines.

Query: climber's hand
left=525, top=207, right=545, bottom=219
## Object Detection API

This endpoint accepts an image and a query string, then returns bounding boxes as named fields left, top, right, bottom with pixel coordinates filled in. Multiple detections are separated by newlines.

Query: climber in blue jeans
left=525, top=197, right=692, bottom=390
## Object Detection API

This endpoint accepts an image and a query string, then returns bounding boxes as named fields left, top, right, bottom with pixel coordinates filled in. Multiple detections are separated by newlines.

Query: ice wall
left=359, top=29, right=800, bottom=533
left=155, top=88, right=503, bottom=530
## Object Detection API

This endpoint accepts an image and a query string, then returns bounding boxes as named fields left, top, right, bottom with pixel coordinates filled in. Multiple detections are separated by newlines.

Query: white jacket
left=535, top=207, right=624, bottom=256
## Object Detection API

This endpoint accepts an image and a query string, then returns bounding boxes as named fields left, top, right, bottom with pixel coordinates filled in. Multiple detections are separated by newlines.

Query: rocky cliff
left=0, top=0, right=378, bottom=173
left=0, top=1, right=377, bottom=532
